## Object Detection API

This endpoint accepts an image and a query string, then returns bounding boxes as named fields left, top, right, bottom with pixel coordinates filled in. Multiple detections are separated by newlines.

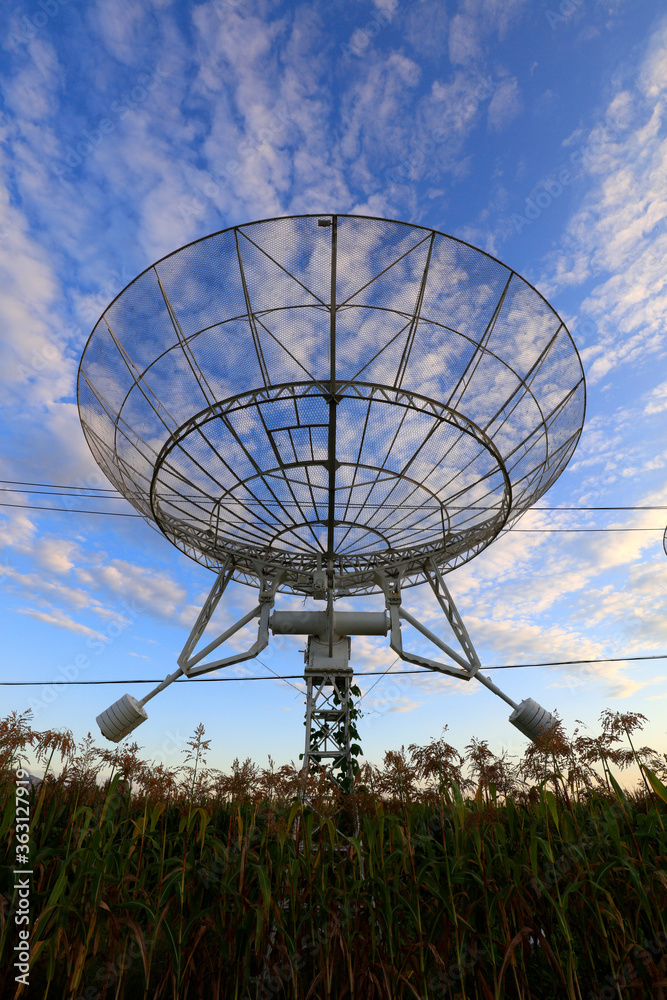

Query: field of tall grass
left=1, top=707, right=666, bottom=1000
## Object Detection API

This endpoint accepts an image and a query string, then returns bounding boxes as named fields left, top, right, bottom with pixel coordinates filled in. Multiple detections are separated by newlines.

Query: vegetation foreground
left=1, top=709, right=666, bottom=1000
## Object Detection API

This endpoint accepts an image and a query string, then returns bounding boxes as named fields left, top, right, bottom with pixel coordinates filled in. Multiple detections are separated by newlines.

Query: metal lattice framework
left=78, top=215, right=585, bottom=596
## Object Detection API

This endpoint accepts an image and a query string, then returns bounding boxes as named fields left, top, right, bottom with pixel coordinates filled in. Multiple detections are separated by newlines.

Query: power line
left=3, top=652, right=667, bottom=685
left=255, top=655, right=303, bottom=694
left=504, top=528, right=662, bottom=533
left=0, top=501, right=663, bottom=531
left=536, top=506, right=667, bottom=511
left=357, top=658, right=401, bottom=703
left=1, top=479, right=666, bottom=532
left=0, top=488, right=128, bottom=498
left=0, top=479, right=116, bottom=491
left=0, top=502, right=142, bottom=517
left=0, top=479, right=666, bottom=513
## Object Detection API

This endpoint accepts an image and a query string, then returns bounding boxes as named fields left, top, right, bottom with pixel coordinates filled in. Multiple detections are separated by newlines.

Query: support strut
left=96, top=559, right=557, bottom=749
left=375, top=561, right=557, bottom=742
left=96, top=560, right=284, bottom=743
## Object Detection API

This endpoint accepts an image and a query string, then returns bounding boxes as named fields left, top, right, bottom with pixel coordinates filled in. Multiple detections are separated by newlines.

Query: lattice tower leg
left=303, top=672, right=353, bottom=785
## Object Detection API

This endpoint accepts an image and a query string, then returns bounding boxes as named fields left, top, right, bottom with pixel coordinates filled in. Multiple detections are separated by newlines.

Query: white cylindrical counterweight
left=509, top=698, right=556, bottom=742
left=97, top=694, right=148, bottom=743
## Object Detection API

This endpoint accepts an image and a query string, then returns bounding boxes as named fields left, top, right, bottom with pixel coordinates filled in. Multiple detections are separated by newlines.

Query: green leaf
left=544, top=789, right=560, bottom=831
left=253, top=863, right=272, bottom=920
left=642, top=765, right=667, bottom=804
left=607, top=769, right=628, bottom=803
left=150, top=802, right=165, bottom=831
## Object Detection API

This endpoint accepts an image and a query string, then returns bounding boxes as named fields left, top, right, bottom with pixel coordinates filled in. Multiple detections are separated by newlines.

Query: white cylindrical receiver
left=97, top=694, right=148, bottom=743
left=509, top=698, right=556, bottom=742
left=271, top=610, right=388, bottom=637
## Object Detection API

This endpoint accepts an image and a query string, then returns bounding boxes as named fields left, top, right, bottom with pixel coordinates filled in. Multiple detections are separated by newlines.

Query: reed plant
left=1, top=709, right=665, bottom=999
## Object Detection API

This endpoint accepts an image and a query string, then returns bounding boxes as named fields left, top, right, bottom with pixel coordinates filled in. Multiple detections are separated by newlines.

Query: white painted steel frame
left=95, top=558, right=556, bottom=751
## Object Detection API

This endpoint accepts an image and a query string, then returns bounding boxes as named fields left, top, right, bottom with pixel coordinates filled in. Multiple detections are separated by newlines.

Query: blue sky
left=1, top=0, right=667, bottom=775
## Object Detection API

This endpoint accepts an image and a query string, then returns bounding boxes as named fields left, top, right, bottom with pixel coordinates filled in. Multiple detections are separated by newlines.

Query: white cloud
left=2, top=563, right=129, bottom=618
left=639, top=16, right=667, bottom=99
left=448, top=13, right=482, bottom=66
left=539, top=19, right=667, bottom=383
left=372, top=0, right=399, bottom=15
left=0, top=178, right=72, bottom=408
left=17, top=606, right=106, bottom=640
left=88, top=0, right=156, bottom=66
left=365, top=694, right=424, bottom=715
left=448, top=0, right=528, bottom=67
left=645, top=380, right=667, bottom=414
left=487, top=77, right=522, bottom=131
left=338, top=51, right=421, bottom=173
left=403, top=0, right=449, bottom=61
left=34, top=539, right=78, bottom=574
left=2, top=39, right=63, bottom=122
left=0, top=508, right=38, bottom=552
left=79, top=558, right=188, bottom=619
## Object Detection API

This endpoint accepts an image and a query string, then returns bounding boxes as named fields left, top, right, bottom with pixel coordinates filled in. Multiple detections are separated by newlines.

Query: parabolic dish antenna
left=79, top=215, right=585, bottom=771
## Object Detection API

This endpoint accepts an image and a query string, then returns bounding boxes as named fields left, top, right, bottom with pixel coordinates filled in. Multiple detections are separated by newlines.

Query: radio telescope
left=78, top=215, right=585, bottom=776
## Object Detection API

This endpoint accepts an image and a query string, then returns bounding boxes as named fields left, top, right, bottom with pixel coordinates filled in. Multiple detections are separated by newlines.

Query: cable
left=534, top=506, right=667, bottom=511
left=3, top=652, right=667, bottom=685
left=0, top=479, right=116, bottom=491
left=503, top=527, right=662, bottom=533
left=0, top=503, right=142, bottom=517
left=1, top=501, right=665, bottom=531
left=255, top=654, right=303, bottom=694
left=0, top=479, right=666, bottom=513
left=0, top=488, right=128, bottom=498
left=357, top=657, right=401, bottom=703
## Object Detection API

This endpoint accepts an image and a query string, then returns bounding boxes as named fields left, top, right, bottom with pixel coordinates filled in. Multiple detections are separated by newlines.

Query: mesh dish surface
left=77, top=215, right=586, bottom=595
